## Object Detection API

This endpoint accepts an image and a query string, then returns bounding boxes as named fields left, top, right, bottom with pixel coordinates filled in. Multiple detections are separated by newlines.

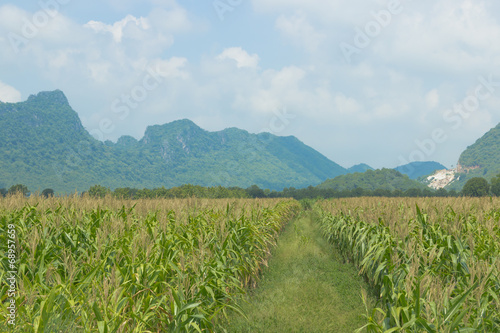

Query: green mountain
left=0, top=90, right=347, bottom=193
left=394, top=161, right=446, bottom=180
left=0, top=90, right=120, bottom=191
left=316, top=168, right=428, bottom=192
left=347, top=163, right=373, bottom=174
left=453, top=123, right=500, bottom=185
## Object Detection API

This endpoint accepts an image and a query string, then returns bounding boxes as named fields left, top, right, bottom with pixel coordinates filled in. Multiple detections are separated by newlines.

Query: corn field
left=0, top=196, right=300, bottom=332
left=317, top=197, right=500, bottom=332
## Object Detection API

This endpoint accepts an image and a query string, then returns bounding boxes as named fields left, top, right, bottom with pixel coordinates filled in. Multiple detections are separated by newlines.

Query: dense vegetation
left=461, top=177, right=490, bottom=197
left=453, top=122, right=500, bottom=187
left=5, top=170, right=500, bottom=201
left=316, top=169, right=429, bottom=192
left=459, top=122, right=500, bottom=171
left=0, top=196, right=300, bottom=332
left=2, top=194, right=499, bottom=331
left=0, top=91, right=346, bottom=193
left=8, top=174, right=500, bottom=200
left=317, top=198, right=500, bottom=331
left=0, top=91, right=128, bottom=192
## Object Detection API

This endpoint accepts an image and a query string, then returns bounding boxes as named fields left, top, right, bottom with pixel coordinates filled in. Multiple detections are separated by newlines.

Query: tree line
left=2, top=175, right=499, bottom=199
left=0, top=184, right=54, bottom=198
left=75, top=184, right=456, bottom=199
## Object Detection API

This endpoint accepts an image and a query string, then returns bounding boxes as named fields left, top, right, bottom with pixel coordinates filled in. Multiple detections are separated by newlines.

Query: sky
left=1, top=0, right=500, bottom=169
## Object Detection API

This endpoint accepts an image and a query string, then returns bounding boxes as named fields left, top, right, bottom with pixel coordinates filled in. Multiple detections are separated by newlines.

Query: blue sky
left=1, top=0, right=500, bottom=169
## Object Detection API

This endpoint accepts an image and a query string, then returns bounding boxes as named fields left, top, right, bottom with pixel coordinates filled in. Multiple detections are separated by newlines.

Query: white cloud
left=352, top=62, right=374, bottom=78
left=0, top=5, right=27, bottom=31
left=0, top=81, right=22, bottom=103
left=425, top=89, right=440, bottom=109
left=251, top=0, right=390, bottom=27
left=373, top=104, right=399, bottom=119
left=217, top=47, right=260, bottom=69
left=271, top=66, right=305, bottom=90
left=85, top=15, right=150, bottom=43
left=248, top=90, right=281, bottom=114
left=151, top=57, right=189, bottom=79
left=275, top=13, right=326, bottom=52
left=0, top=4, right=82, bottom=58
left=148, top=7, right=191, bottom=33
left=334, top=94, right=361, bottom=115
left=252, top=0, right=341, bottom=19
left=87, top=62, right=112, bottom=83
left=377, top=0, right=500, bottom=73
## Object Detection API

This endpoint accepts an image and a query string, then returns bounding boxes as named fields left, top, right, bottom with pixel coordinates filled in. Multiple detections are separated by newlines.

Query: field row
left=0, top=198, right=300, bottom=332
left=317, top=197, right=500, bottom=332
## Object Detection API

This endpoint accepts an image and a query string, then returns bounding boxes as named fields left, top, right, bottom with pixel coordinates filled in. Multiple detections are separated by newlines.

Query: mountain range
left=0, top=90, right=348, bottom=193
left=3, top=90, right=491, bottom=194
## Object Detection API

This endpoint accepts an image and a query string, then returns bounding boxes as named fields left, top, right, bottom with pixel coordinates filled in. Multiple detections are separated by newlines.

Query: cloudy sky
left=1, top=0, right=500, bottom=169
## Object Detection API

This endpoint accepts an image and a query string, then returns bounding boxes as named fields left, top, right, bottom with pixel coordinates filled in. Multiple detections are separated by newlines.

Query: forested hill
left=457, top=123, right=500, bottom=180
left=316, top=169, right=428, bottom=192
left=0, top=90, right=347, bottom=193
left=0, top=90, right=117, bottom=192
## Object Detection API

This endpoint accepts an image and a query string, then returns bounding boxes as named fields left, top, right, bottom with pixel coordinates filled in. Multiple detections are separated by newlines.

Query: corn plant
left=317, top=198, right=500, bottom=332
left=0, top=196, right=299, bottom=332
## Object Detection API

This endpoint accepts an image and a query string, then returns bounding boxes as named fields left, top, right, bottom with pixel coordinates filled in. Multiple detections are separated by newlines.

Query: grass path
left=223, top=211, right=371, bottom=332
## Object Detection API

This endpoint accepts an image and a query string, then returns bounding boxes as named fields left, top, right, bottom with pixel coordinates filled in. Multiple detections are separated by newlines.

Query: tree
left=246, top=185, right=266, bottom=198
left=404, top=188, right=422, bottom=197
left=88, top=185, right=111, bottom=198
left=113, top=187, right=137, bottom=199
left=392, top=189, right=403, bottom=197
left=41, top=188, right=55, bottom=198
left=8, top=184, right=29, bottom=196
left=372, top=188, right=391, bottom=197
left=490, top=174, right=500, bottom=196
left=352, top=187, right=367, bottom=197
left=0, top=188, right=6, bottom=197
left=422, top=188, right=435, bottom=197
left=461, top=177, right=490, bottom=197
left=435, top=188, right=448, bottom=197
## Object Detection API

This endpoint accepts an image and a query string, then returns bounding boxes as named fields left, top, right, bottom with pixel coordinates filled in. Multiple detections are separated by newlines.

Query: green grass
left=222, top=211, right=371, bottom=333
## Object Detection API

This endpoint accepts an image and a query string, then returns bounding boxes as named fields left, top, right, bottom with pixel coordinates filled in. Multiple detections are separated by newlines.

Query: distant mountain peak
left=145, top=119, right=203, bottom=133
left=142, top=119, right=206, bottom=144
left=169, top=118, right=199, bottom=127
left=394, top=161, right=446, bottom=179
left=27, top=90, right=69, bottom=106
left=347, top=163, right=374, bottom=174
left=116, top=135, right=138, bottom=147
